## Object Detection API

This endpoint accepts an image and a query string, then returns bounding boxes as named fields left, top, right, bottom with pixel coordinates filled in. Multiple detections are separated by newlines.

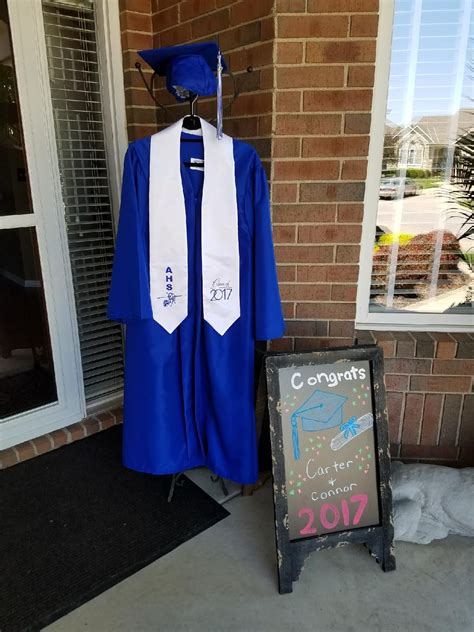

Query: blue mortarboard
left=291, top=390, right=347, bottom=461
left=138, top=42, right=226, bottom=99
left=138, top=42, right=227, bottom=138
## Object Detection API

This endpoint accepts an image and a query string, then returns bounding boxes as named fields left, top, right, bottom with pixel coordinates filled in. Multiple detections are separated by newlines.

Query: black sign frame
left=266, top=345, right=395, bottom=594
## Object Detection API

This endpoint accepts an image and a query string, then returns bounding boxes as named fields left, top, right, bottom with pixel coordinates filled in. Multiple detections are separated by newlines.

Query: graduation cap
left=291, top=390, right=347, bottom=461
left=138, top=42, right=227, bottom=139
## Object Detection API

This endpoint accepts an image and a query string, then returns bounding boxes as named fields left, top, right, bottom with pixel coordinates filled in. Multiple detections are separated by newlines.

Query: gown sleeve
left=252, top=151, right=285, bottom=341
left=107, top=144, right=152, bottom=323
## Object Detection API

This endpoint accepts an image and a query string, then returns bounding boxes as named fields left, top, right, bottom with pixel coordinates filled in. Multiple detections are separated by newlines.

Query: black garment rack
left=135, top=61, right=255, bottom=504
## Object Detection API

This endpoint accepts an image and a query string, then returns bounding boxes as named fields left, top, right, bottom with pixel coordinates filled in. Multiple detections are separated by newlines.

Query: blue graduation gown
left=108, top=130, right=284, bottom=484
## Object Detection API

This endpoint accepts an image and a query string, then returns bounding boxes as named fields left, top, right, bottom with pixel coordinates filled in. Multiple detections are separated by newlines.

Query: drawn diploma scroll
left=330, top=412, right=374, bottom=451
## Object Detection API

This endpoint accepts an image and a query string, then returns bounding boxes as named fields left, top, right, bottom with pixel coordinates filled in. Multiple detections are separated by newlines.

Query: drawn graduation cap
left=291, top=390, right=347, bottom=461
left=138, top=42, right=228, bottom=139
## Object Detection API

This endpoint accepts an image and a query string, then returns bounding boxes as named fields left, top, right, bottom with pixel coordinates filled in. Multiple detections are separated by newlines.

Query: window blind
left=370, top=0, right=473, bottom=315
left=43, top=0, right=124, bottom=400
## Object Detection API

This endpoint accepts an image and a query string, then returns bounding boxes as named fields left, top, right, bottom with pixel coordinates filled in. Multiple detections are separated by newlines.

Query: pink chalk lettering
left=320, top=503, right=340, bottom=530
left=351, top=494, right=368, bottom=525
left=341, top=498, right=350, bottom=527
left=298, top=507, right=317, bottom=535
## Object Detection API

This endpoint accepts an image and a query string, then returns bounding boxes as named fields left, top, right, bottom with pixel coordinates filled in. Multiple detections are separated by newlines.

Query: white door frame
left=1, top=0, right=127, bottom=449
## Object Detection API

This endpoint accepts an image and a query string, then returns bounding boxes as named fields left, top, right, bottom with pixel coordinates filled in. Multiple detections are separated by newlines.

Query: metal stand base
left=210, top=474, right=229, bottom=497
left=167, top=472, right=184, bottom=503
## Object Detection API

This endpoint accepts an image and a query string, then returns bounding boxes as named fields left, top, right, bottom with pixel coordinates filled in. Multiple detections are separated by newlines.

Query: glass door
left=0, top=0, right=57, bottom=419
left=1, top=0, right=85, bottom=449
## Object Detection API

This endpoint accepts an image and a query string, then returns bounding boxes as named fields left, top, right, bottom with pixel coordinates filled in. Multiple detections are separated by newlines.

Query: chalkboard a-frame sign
left=266, top=345, right=395, bottom=594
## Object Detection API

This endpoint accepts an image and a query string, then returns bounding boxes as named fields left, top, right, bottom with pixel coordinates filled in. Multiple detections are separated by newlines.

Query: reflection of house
left=383, top=109, right=473, bottom=173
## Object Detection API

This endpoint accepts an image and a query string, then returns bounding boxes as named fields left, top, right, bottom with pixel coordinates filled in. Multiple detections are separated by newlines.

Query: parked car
left=379, top=177, right=422, bottom=199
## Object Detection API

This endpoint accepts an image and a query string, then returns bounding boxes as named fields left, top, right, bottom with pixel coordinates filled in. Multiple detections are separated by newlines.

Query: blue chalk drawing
left=291, top=389, right=347, bottom=461
left=340, top=416, right=360, bottom=439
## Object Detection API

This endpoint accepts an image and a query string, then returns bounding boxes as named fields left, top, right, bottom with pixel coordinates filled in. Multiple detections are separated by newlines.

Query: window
left=43, top=0, right=124, bottom=401
left=0, top=0, right=58, bottom=421
left=357, top=0, right=473, bottom=330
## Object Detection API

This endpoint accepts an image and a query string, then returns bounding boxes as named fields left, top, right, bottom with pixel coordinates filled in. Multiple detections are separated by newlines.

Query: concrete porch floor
left=46, top=481, right=473, bottom=632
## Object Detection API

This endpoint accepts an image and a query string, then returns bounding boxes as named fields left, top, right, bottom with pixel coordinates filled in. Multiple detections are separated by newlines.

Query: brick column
left=119, top=0, right=156, bottom=140
left=270, top=0, right=378, bottom=351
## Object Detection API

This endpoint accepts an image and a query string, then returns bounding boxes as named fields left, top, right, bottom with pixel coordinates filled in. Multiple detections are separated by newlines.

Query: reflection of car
left=379, top=177, right=421, bottom=199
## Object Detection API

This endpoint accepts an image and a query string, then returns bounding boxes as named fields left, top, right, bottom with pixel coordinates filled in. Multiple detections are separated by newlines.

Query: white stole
left=149, top=117, right=240, bottom=335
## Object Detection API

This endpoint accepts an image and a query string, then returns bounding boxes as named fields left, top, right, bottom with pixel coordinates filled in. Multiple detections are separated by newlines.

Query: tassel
left=216, top=50, right=223, bottom=140
left=291, top=414, right=300, bottom=461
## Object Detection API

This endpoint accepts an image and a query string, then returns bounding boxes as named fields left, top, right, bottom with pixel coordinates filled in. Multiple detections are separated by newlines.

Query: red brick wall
left=117, top=0, right=474, bottom=467
left=270, top=0, right=377, bottom=352
left=153, top=0, right=275, bottom=168
left=357, top=331, right=474, bottom=466
left=119, top=0, right=155, bottom=139
left=120, top=0, right=275, bottom=168
left=1, top=0, right=471, bottom=470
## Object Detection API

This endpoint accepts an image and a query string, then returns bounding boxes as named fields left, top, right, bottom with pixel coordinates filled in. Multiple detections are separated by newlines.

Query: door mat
left=1, top=424, right=229, bottom=631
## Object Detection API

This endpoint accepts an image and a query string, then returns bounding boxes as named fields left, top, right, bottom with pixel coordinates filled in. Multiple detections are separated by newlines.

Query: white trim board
left=95, top=0, right=129, bottom=229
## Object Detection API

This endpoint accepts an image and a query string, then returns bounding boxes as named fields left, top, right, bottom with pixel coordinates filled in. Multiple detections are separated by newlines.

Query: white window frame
left=356, top=0, right=473, bottom=332
left=95, top=0, right=129, bottom=229
left=1, top=0, right=127, bottom=448
left=87, top=0, right=128, bottom=414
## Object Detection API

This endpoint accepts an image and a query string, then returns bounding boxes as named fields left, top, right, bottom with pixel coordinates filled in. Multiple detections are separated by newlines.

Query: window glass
left=0, top=0, right=57, bottom=419
left=0, top=228, right=58, bottom=418
left=43, top=0, right=124, bottom=401
left=0, top=0, right=32, bottom=215
left=371, top=0, right=473, bottom=315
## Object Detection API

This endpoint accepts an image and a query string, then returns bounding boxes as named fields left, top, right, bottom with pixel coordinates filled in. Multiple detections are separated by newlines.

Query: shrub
left=377, top=233, right=414, bottom=247
left=371, top=230, right=462, bottom=293
left=406, top=168, right=426, bottom=178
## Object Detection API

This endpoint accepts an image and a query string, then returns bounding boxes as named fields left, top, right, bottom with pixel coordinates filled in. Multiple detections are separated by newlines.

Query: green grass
left=416, top=177, right=443, bottom=189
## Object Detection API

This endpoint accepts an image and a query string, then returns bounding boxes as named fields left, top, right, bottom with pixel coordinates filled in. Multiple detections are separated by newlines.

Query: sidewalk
left=46, top=481, right=473, bottom=632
